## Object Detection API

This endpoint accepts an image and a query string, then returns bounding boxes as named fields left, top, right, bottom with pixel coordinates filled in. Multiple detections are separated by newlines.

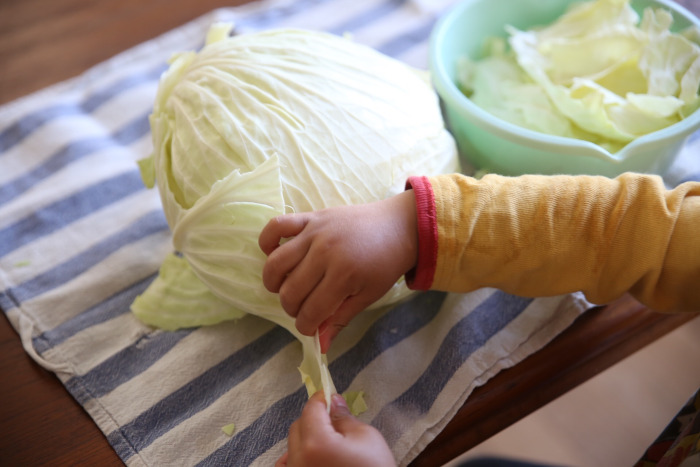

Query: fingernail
left=331, top=394, right=350, bottom=417
left=318, top=321, right=329, bottom=336
left=319, top=332, right=331, bottom=354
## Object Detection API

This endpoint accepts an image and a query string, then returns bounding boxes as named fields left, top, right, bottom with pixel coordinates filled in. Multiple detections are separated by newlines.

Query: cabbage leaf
left=459, top=0, right=700, bottom=151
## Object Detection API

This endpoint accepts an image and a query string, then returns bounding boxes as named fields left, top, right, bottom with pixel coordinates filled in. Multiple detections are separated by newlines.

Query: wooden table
left=1, top=1, right=698, bottom=465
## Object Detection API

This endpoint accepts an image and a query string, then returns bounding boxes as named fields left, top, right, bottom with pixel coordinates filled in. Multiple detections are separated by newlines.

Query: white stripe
left=3, top=307, right=21, bottom=333
left=253, top=439, right=288, bottom=467
left=2, top=115, right=125, bottom=184
left=18, top=231, right=170, bottom=330
left=98, top=315, right=275, bottom=424
left=137, top=338, right=309, bottom=465
left=395, top=40, right=430, bottom=69
left=407, top=0, right=460, bottom=15
left=0, top=186, right=161, bottom=287
left=89, top=79, right=156, bottom=125
left=665, top=134, right=700, bottom=187
left=0, top=138, right=152, bottom=232
left=45, top=312, right=152, bottom=377
left=348, top=2, right=432, bottom=49
left=238, top=0, right=387, bottom=33
left=0, top=82, right=155, bottom=185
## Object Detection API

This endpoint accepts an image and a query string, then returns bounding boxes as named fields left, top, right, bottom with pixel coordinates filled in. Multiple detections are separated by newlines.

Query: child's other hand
left=275, top=392, right=395, bottom=467
left=259, top=190, right=417, bottom=352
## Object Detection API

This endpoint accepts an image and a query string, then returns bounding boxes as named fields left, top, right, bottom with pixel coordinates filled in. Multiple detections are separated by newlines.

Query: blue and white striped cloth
left=2, top=0, right=698, bottom=465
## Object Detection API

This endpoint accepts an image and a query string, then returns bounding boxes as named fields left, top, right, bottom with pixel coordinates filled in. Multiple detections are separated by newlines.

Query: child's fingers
left=284, top=418, right=302, bottom=464
left=328, top=393, right=364, bottom=435
left=292, top=273, right=357, bottom=337
left=318, top=321, right=334, bottom=354
left=258, top=214, right=309, bottom=255
left=298, top=391, right=334, bottom=438
left=262, top=233, right=314, bottom=293
left=274, top=451, right=288, bottom=467
left=318, top=320, right=349, bottom=355
left=318, top=294, right=375, bottom=353
left=276, top=254, right=325, bottom=319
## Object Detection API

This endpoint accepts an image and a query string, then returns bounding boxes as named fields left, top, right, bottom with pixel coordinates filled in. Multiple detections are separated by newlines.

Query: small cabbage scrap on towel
left=458, top=0, right=700, bottom=152
left=131, top=23, right=459, bottom=407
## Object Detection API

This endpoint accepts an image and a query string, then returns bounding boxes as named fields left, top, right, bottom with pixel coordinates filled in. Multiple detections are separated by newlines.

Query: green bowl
left=429, top=0, right=700, bottom=176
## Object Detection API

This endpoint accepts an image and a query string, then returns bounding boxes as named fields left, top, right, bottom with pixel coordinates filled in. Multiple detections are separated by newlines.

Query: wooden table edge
left=411, top=295, right=699, bottom=466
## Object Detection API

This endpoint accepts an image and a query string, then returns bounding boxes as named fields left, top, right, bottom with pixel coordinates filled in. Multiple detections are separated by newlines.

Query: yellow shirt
left=407, top=173, right=700, bottom=312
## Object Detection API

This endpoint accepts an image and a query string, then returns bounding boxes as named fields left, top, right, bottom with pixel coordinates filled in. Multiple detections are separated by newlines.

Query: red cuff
left=405, top=176, right=437, bottom=290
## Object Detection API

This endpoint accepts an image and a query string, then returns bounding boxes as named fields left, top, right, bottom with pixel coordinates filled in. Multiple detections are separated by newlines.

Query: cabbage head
left=132, top=23, right=460, bottom=405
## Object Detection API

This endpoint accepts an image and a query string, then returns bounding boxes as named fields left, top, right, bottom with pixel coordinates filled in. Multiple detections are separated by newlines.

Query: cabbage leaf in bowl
left=458, top=0, right=700, bottom=153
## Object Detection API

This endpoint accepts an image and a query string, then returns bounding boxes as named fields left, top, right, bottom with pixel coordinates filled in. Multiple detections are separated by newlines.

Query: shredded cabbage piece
left=458, top=0, right=700, bottom=151
left=342, top=390, right=368, bottom=416
left=132, top=23, right=459, bottom=407
left=221, top=423, right=236, bottom=436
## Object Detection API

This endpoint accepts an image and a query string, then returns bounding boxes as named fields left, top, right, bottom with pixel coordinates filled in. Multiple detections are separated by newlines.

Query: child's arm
left=275, top=391, right=395, bottom=467
left=420, top=172, right=700, bottom=312
left=259, top=190, right=418, bottom=350
left=260, top=172, right=700, bottom=350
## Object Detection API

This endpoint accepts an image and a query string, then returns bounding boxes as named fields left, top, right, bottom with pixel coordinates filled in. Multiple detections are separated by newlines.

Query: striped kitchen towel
left=2, top=0, right=697, bottom=465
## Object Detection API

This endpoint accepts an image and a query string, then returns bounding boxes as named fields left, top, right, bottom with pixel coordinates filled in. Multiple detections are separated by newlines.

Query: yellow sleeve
left=428, top=172, right=700, bottom=312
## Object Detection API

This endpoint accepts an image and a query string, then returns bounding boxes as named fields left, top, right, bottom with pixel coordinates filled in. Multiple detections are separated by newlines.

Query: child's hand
left=259, top=190, right=417, bottom=352
left=275, top=391, right=395, bottom=467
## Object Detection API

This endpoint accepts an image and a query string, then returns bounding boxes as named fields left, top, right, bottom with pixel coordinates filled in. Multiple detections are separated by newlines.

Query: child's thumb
left=329, top=394, right=361, bottom=433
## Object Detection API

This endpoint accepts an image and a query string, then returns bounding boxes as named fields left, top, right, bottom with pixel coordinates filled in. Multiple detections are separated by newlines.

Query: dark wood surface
left=411, top=295, right=697, bottom=466
left=0, top=0, right=252, bottom=106
left=1, top=1, right=699, bottom=466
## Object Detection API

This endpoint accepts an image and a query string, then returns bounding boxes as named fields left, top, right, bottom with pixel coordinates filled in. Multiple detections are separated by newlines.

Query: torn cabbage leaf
left=458, top=0, right=700, bottom=152
left=342, top=390, right=368, bottom=416
left=132, top=24, right=459, bottom=408
left=221, top=423, right=236, bottom=436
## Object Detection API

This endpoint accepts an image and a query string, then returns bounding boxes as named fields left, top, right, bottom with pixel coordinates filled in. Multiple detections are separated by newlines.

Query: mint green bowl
left=429, top=0, right=700, bottom=176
